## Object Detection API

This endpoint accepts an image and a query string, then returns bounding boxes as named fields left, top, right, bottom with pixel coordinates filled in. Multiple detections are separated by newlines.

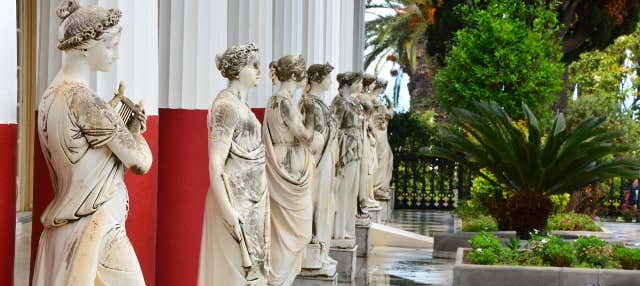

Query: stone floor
left=20, top=209, right=640, bottom=285
left=602, top=221, right=640, bottom=248
left=14, top=210, right=455, bottom=286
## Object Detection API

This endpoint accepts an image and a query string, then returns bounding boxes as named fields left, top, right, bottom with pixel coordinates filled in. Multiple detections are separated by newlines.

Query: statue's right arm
left=207, top=102, right=242, bottom=241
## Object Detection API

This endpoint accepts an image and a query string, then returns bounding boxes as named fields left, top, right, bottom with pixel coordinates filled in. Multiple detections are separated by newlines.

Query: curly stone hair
left=337, top=72, right=362, bottom=90
left=269, top=55, right=307, bottom=84
left=362, top=73, right=377, bottom=89
left=56, top=0, right=122, bottom=50
left=307, top=63, right=334, bottom=84
left=215, top=43, right=260, bottom=80
left=373, top=78, right=388, bottom=91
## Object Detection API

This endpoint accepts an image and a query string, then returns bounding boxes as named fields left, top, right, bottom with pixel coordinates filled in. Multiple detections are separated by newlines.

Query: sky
left=365, top=2, right=412, bottom=112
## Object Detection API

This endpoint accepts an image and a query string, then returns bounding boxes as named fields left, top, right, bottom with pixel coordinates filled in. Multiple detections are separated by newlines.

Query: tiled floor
left=14, top=210, right=457, bottom=286
left=602, top=221, right=640, bottom=248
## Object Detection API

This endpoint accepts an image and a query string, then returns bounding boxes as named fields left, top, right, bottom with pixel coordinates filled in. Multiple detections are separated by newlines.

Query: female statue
left=370, top=78, right=394, bottom=199
left=299, top=63, right=337, bottom=273
left=264, top=55, right=315, bottom=286
left=198, top=43, right=269, bottom=286
left=358, top=74, right=380, bottom=209
left=34, top=1, right=151, bottom=285
left=331, top=72, right=364, bottom=244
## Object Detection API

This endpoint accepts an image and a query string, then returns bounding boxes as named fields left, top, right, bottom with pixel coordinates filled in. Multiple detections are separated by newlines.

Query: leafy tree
left=365, top=0, right=439, bottom=111
left=566, top=23, right=640, bottom=157
left=428, top=101, right=640, bottom=238
left=434, top=1, right=564, bottom=120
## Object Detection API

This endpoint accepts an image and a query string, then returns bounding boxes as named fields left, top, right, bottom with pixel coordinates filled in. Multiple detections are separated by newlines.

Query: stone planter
left=550, top=223, right=614, bottom=240
left=454, top=248, right=640, bottom=286
left=433, top=231, right=516, bottom=259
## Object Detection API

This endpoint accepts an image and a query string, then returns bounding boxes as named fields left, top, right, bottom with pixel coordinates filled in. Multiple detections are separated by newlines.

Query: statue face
left=86, top=32, right=121, bottom=72
left=239, top=59, right=261, bottom=88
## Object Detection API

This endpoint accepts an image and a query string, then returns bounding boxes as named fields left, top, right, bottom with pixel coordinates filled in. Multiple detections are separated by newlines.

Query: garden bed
left=434, top=231, right=516, bottom=259
left=454, top=248, right=640, bottom=286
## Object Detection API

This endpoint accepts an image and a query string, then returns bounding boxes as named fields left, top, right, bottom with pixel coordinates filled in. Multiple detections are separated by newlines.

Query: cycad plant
left=430, top=101, right=640, bottom=238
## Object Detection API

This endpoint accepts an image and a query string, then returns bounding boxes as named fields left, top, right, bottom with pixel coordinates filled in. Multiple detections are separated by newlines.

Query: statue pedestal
left=301, top=243, right=324, bottom=269
left=377, top=198, right=391, bottom=223
left=329, top=243, right=357, bottom=282
left=355, top=216, right=371, bottom=257
left=293, top=272, right=338, bottom=286
left=375, top=187, right=395, bottom=222
left=368, top=206, right=382, bottom=224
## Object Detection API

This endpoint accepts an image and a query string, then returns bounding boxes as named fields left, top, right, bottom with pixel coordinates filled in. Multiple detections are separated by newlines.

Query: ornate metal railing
left=392, top=152, right=472, bottom=210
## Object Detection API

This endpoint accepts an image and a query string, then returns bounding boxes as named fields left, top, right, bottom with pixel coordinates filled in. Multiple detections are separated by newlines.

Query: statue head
left=216, top=43, right=261, bottom=88
left=362, top=73, right=377, bottom=93
left=372, top=78, right=388, bottom=95
left=337, top=72, right=362, bottom=96
left=306, top=63, right=334, bottom=92
left=269, top=55, right=307, bottom=89
left=56, top=0, right=123, bottom=72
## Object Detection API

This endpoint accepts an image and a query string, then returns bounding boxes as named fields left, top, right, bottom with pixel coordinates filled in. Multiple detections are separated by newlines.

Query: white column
left=36, top=0, right=159, bottom=115
left=0, top=0, right=17, bottom=124
left=272, top=0, right=304, bottom=59
left=159, top=0, right=228, bottom=110
left=227, top=0, right=273, bottom=109
left=302, top=0, right=325, bottom=65
left=353, top=0, right=366, bottom=71
left=339, top=0, right=356, bottom=74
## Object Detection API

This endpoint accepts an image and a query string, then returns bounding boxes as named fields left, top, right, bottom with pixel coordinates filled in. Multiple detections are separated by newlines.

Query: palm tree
left=365, top=0, right=438, bottom=111
left=428, top=101, right=640, bottom=238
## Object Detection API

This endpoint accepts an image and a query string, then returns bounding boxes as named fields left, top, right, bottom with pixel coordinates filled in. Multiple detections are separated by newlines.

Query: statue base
left=330, top=238, right=356, bottom=249
left=329, top=245, right=357, bottom=282
left=355, top=219, right=371, bottom=257
left=301, top=243, right=324, bottom=269
left=368, top=206, right=382, bottom=224
left=293, top=272, right=338, bottom=286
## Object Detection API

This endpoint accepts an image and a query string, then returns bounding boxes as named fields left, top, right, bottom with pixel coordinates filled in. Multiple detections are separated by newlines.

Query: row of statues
left=199, top=44, right=395, bottom=285
left=34, top=1, right=394, bottom=286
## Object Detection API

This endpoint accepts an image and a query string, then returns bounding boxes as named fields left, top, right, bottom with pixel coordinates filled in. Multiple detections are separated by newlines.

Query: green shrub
left=574, top=236, right=615, bottom=268
left=541, top=235, right=576, bottom=267
left=549, top=193, right=570, bottom=214
left=462, top=215, right=499, bottom=232
left=547, top=212, right=600, bottom=231
left=613, top=246, right=640, bottom=270
left=468, top=232, right=507, bottom=265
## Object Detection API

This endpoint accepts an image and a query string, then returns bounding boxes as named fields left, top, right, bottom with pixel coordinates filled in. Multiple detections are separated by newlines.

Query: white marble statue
left=330, top=72, right=364, bottom=247
left=264, top=55, right=316, bottom=286
left=370, top=78, right=394, bottom=199
left=358, top=74, right=381, bottom=210
left=33, top=1, right=151, bottom=285
left=198, top=43, right=270, bottom=286
left=299, top=63, right=338, bottom=275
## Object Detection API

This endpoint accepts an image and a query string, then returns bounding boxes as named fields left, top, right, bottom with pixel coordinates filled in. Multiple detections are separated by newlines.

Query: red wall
left=31, top=115, right=159, bottom=286
left=31, top=107, right=265, bottom=286
left=0, top=124, right=17, bottom=286
left=155, top=107, right=264, bottom=286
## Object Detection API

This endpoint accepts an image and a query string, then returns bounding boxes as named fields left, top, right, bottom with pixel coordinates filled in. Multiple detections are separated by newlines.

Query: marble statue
left=299, top=63, right=338, bottom=276
left=358, top=74, right=380, bottom=209
left=198, top=43, right=270, bottom=286
left=370, top=78, right=394, bottom=199
left=33, top=1, right=151, bottom=285
left=330, top=72, right=364, bottom=247
left=264, top=55, right=315, bottom=286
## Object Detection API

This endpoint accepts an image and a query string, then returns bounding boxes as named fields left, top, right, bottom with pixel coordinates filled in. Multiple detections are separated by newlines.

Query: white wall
left=0, top=0, right=17, bottom=124
left=159, top=0, right=228, bottom=110
left=160, top=0, right=365, bottom=110
left=36, top=0, right=159, bottom=115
